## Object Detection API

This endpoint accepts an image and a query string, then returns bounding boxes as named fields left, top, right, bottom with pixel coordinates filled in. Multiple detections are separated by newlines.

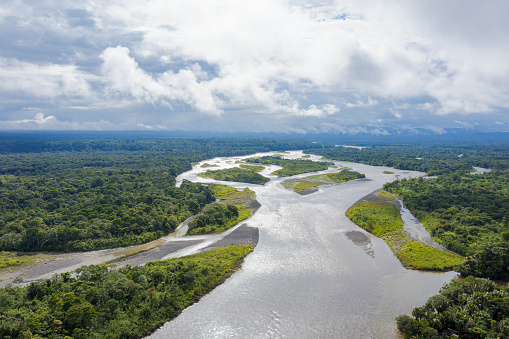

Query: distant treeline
left=0, top=137, right=323, bottom=155
left=306, top=142, right=509, bottom=175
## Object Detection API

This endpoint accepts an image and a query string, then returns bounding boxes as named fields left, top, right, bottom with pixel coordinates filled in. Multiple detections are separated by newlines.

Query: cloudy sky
left=0, top=0, right=508, bottom=134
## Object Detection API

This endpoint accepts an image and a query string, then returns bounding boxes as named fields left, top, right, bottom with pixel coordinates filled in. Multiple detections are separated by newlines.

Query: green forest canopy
left=0, top=138, right=320, bottom=253
left=0, top=245, right=253, bottom=339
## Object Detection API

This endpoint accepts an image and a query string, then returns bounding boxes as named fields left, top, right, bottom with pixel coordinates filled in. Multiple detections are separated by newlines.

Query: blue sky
left=0, top=0, right=508, bottom=135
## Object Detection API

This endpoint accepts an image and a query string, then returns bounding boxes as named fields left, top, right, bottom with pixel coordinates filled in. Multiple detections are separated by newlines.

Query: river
left=150, top=151, right=457, bottom=339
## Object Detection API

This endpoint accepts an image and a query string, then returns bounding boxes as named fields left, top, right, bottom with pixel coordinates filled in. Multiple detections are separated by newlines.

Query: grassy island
left=198, top=167, right=269, bottom=185
left=283, top=169, right=365, bottom=194
left=245, top=155, right=330, bottom=177
left=346, top=191, right=464, bottom=271
left=0, top=245, right=253, bottom=339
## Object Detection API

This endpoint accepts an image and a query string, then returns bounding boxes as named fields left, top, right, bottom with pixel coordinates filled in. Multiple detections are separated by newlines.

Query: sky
left=0, top=0, right=508, bottom=135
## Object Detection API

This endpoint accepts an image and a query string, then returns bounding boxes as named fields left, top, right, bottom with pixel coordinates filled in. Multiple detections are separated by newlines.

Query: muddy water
left=150, top=151, right=456, bottom=339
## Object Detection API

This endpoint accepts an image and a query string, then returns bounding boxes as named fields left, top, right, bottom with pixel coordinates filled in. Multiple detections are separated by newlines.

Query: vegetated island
left=0, top=245, right=253, bottom=339
left=283, top=169, right=366, bottom=195
left=396, top=277, right=509, bottom=338
left=245, top=155, right=331, bottom=177
left=198, top=166, right=269, bottom=185
left=200, top=163, right=219, bottom=168
left=187, top=185, right=258, bottom=235
left=346, top=190, right=464, bottom=271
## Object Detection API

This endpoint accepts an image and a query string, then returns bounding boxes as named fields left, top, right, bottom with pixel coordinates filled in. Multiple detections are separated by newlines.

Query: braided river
left=150, top=151, right=457, bottom=339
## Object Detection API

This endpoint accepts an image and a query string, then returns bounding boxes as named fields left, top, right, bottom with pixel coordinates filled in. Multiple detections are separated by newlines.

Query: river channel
left=150, top=151, right=457, bottom=339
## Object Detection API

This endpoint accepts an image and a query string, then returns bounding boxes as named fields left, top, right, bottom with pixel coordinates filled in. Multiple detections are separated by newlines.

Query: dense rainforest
left=396, top=277, right=509, bottom=338
left=187, top=203, right=250, bottom=235
left=0, top=245, right=253, bottom=339
left=0, top=137, right=321, bottom=253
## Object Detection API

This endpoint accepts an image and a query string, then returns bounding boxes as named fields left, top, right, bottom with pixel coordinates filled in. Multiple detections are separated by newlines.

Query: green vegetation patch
left=293, top=182, right=319, bottom=193
left=283, top=169, right=365, bottom=194
left=301, top=155, right=311, bottom=158
left=385, top=231, right=464, bottom=270
left=0, top=251, right=30, bottom=269
left=201, top=163, right=219, bottom=168
left=346, top=199, right=463, bottom=271
left=396, top=277, right=509, bottom=338
left=0, top=251, right=51, bottom=270
left=187, top=203, right=251, bottom=235
left=0, top=245, right=253, bottom=339
left=199, top=167, right=269, bottom=185
left=324, top=170, right=365, bottom=183
left=239, top=164, right=265, bottom=172
left=375, top=190, right=398, bottom=202
left=245, top=156, right=331, bottom=177
left=346, top=200, right=403, bottom=237
left=383, top=170, right=394, bottom=174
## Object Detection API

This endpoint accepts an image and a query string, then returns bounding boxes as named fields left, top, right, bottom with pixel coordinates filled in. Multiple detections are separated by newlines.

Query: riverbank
left=0, top=245, right=254, bottom=339
left=0, top=223, right=260, bottom=288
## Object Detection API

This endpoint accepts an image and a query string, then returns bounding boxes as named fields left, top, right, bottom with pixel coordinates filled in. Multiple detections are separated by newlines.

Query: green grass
left=383, top=170, right=394, bottom=174
left=346, top=199, right=464, bottom=271
left=302, top=155, right=311, bottom=158
left=385, top=231, right=464, bottom=270
left=346, top=200, right=403, bottom=237
left=0, top=251, right=53, bottom=271
left=293, top=182, right=319, bottom=193
left=207, top=184, right=256, bottom=204
left=376, top=190, right=398, bottom=202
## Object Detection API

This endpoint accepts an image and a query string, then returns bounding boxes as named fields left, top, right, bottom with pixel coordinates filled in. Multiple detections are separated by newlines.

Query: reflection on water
left=151, top=151, right=457, bottom=339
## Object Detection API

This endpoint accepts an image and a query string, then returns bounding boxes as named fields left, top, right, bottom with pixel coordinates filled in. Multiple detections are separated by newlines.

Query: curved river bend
left=151, top=151, right=456, bottom=339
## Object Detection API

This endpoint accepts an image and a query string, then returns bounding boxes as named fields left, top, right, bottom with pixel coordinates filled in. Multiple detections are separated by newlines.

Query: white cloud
left=0, top=57, right=94, bottom=98
left=0, top=0, right=508, bottom=131
left=0, top=112, right=128, bottom=130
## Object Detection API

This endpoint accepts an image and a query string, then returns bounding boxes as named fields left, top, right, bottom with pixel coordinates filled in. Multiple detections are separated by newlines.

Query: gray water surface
left=151, top=151, right=456, bottom=339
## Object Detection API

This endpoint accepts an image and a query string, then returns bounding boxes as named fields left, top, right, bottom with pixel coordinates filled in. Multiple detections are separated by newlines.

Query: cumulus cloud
left=0, top=57, right=94, bottom=98
left=0, top=0, right=508, bottom=131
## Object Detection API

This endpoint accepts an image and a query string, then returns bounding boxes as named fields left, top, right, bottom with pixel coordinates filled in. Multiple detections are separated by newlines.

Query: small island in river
left=346, top=189, right=464, bottom=271
left=283, top=169, right=366, bottom=195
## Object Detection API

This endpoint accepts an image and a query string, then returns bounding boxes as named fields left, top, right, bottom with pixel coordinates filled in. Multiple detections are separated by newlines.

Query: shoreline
left=0, top=223, right=260, bottom=288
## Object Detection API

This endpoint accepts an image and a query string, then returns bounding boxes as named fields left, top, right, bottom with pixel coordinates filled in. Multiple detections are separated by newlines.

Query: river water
left=150, top=151, right=457, bottom=339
